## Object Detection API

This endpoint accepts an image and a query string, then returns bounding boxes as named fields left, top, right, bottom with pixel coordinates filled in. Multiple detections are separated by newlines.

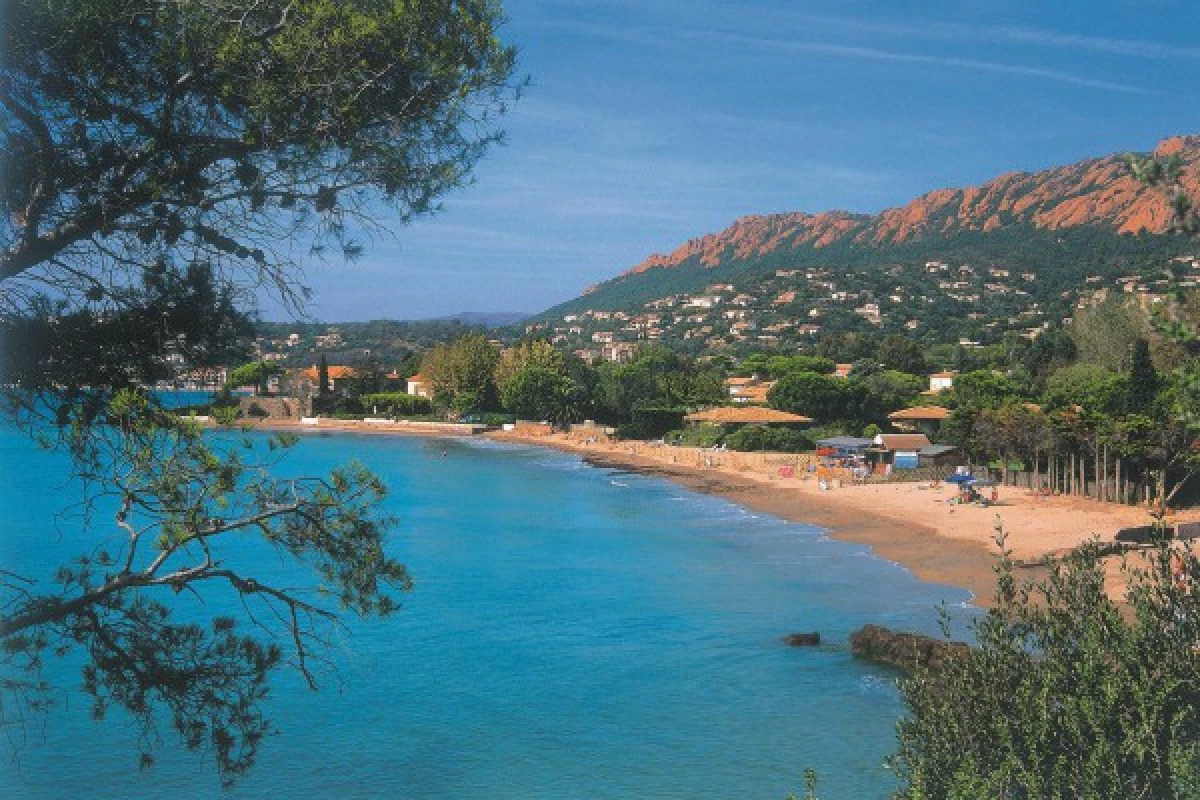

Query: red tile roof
left=888, top=406, right=952, bottom=421
left=302, top=365, right=358, bottom=380
left=685, top=407, right=812, bottom=424
left=876, top=433, right=932, bottom=450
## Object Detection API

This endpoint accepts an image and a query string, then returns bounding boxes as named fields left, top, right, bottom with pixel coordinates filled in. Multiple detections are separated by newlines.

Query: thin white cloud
left=886, top=20, right=1200, bottom=61
left=605, top=2, right=1200, bottom=62
left=530, top=12, right=1160, bottom=96
left=687, top=31, right=1158, bottom=96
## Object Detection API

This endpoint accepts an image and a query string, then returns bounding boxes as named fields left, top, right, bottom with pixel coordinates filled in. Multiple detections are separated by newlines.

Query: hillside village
left=525, top=254, right=1200, bottom=362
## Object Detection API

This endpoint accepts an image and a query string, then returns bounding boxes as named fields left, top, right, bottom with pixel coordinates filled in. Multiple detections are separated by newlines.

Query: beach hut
left=917, top=444, right=962, bottom=468
left=873, top=433, right=933, bottom=469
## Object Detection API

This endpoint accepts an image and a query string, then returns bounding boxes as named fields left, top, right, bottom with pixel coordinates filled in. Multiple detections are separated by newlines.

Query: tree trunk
left=1101, top=444, right=1108, bottom=503
left=1163, top=467, right=1199, bottom=509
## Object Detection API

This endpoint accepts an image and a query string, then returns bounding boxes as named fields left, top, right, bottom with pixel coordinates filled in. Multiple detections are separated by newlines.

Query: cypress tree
left=317, top=354, right=331, bottom=396
left=1128, top=338, right=1158, bottom=410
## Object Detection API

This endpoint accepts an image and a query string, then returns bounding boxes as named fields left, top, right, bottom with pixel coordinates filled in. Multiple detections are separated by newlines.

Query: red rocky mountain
left=620, top=135, right=1200, bottom=277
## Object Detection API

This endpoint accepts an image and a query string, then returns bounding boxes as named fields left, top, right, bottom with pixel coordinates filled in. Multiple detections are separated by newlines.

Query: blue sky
left=278, top=0, right=1200, bottom=322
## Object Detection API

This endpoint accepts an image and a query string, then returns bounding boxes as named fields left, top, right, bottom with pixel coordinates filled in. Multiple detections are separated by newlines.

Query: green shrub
left=724, top=425, right=812, bottom=452
left=668, top=423, right=726, bottom=448
left=893, top=534, right=1200, bottom=799
left=623, top=407, right=685, bottom=439
left=360, top=392, right=432, bottom=416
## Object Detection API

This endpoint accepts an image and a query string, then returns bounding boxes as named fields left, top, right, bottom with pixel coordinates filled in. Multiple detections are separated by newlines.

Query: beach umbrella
left=967, top=478, right=998, bottom=488
left=945, top=473, right=974, bottom=484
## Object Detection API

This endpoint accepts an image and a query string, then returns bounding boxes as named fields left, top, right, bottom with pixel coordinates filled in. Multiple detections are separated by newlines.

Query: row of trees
left=931, top=334, right=1199, bottom=510
left=419, top=335, right=726, bottom=431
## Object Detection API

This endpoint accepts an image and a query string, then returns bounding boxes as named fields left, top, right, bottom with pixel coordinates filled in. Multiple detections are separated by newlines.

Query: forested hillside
left=530, top=136, right=1200, bottom=354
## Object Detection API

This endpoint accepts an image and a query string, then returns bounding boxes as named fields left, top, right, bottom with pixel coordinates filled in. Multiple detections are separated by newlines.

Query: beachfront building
left=887, top=405, right=952, bottom=437
left=873, top=433, right=933, bottom=469
left=917, top=444, right=962, bottom=468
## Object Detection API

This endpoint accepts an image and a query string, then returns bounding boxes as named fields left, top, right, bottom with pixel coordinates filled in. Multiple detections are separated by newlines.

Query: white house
left=928, top=371, right=956, bottom=393
left=407, top=374, right=429, bottom=397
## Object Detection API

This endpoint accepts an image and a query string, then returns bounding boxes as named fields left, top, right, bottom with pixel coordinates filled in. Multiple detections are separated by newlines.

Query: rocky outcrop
left=849, top=624, right=969, bottom=673
left=620, top=135, right=1200, bottom=276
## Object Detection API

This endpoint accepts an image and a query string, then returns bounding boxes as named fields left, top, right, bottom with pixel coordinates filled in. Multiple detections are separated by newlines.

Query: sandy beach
left=485, top=430, right=1200, bottom=606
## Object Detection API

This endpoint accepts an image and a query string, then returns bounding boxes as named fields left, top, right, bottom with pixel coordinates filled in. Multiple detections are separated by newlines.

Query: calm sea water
left=0, top=428, right=975, bottom=799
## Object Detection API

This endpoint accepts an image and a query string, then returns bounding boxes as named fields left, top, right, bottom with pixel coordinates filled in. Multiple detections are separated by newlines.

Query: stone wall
left=238, top=396, right=300, bottom=420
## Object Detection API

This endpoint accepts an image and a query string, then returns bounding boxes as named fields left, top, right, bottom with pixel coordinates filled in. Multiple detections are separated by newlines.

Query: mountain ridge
left=607, top=134, right=1199, bottom=288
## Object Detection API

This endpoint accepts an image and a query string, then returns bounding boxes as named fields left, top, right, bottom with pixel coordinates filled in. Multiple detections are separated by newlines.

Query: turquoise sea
left=0, top=427, right=976, bottom=799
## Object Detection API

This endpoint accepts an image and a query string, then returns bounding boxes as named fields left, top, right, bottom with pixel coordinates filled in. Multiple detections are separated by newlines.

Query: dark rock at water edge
left=849, top=624, right=969, bottom=673
left=782, top=632, right=821, bottom=647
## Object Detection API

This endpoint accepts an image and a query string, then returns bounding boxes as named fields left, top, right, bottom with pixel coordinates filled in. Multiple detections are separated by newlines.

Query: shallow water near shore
left=0, top=428, right=975, bottom=799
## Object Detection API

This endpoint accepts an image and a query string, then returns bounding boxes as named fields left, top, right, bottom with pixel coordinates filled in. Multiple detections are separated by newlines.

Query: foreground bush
left=892, top=530, right=1200, bottom=799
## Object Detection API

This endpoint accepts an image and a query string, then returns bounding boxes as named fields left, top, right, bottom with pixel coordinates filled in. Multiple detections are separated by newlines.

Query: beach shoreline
left=484, top=430, right=1200, bottom=608
left=488, top=431, right=1003, bottom=605
left=235, top=418, right=1199, bottom=607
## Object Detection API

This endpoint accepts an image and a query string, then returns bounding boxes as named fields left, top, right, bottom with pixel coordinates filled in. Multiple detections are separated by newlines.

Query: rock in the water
left=849, top=624, right=968, bottom=672
left=782, top=632, right=821, bottom=647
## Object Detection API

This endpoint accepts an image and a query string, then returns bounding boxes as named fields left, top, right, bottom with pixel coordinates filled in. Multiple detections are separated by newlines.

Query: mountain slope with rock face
left=538, top=136, right=1199, bottom=325
left=621, top=135, right=1198, bottom=277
